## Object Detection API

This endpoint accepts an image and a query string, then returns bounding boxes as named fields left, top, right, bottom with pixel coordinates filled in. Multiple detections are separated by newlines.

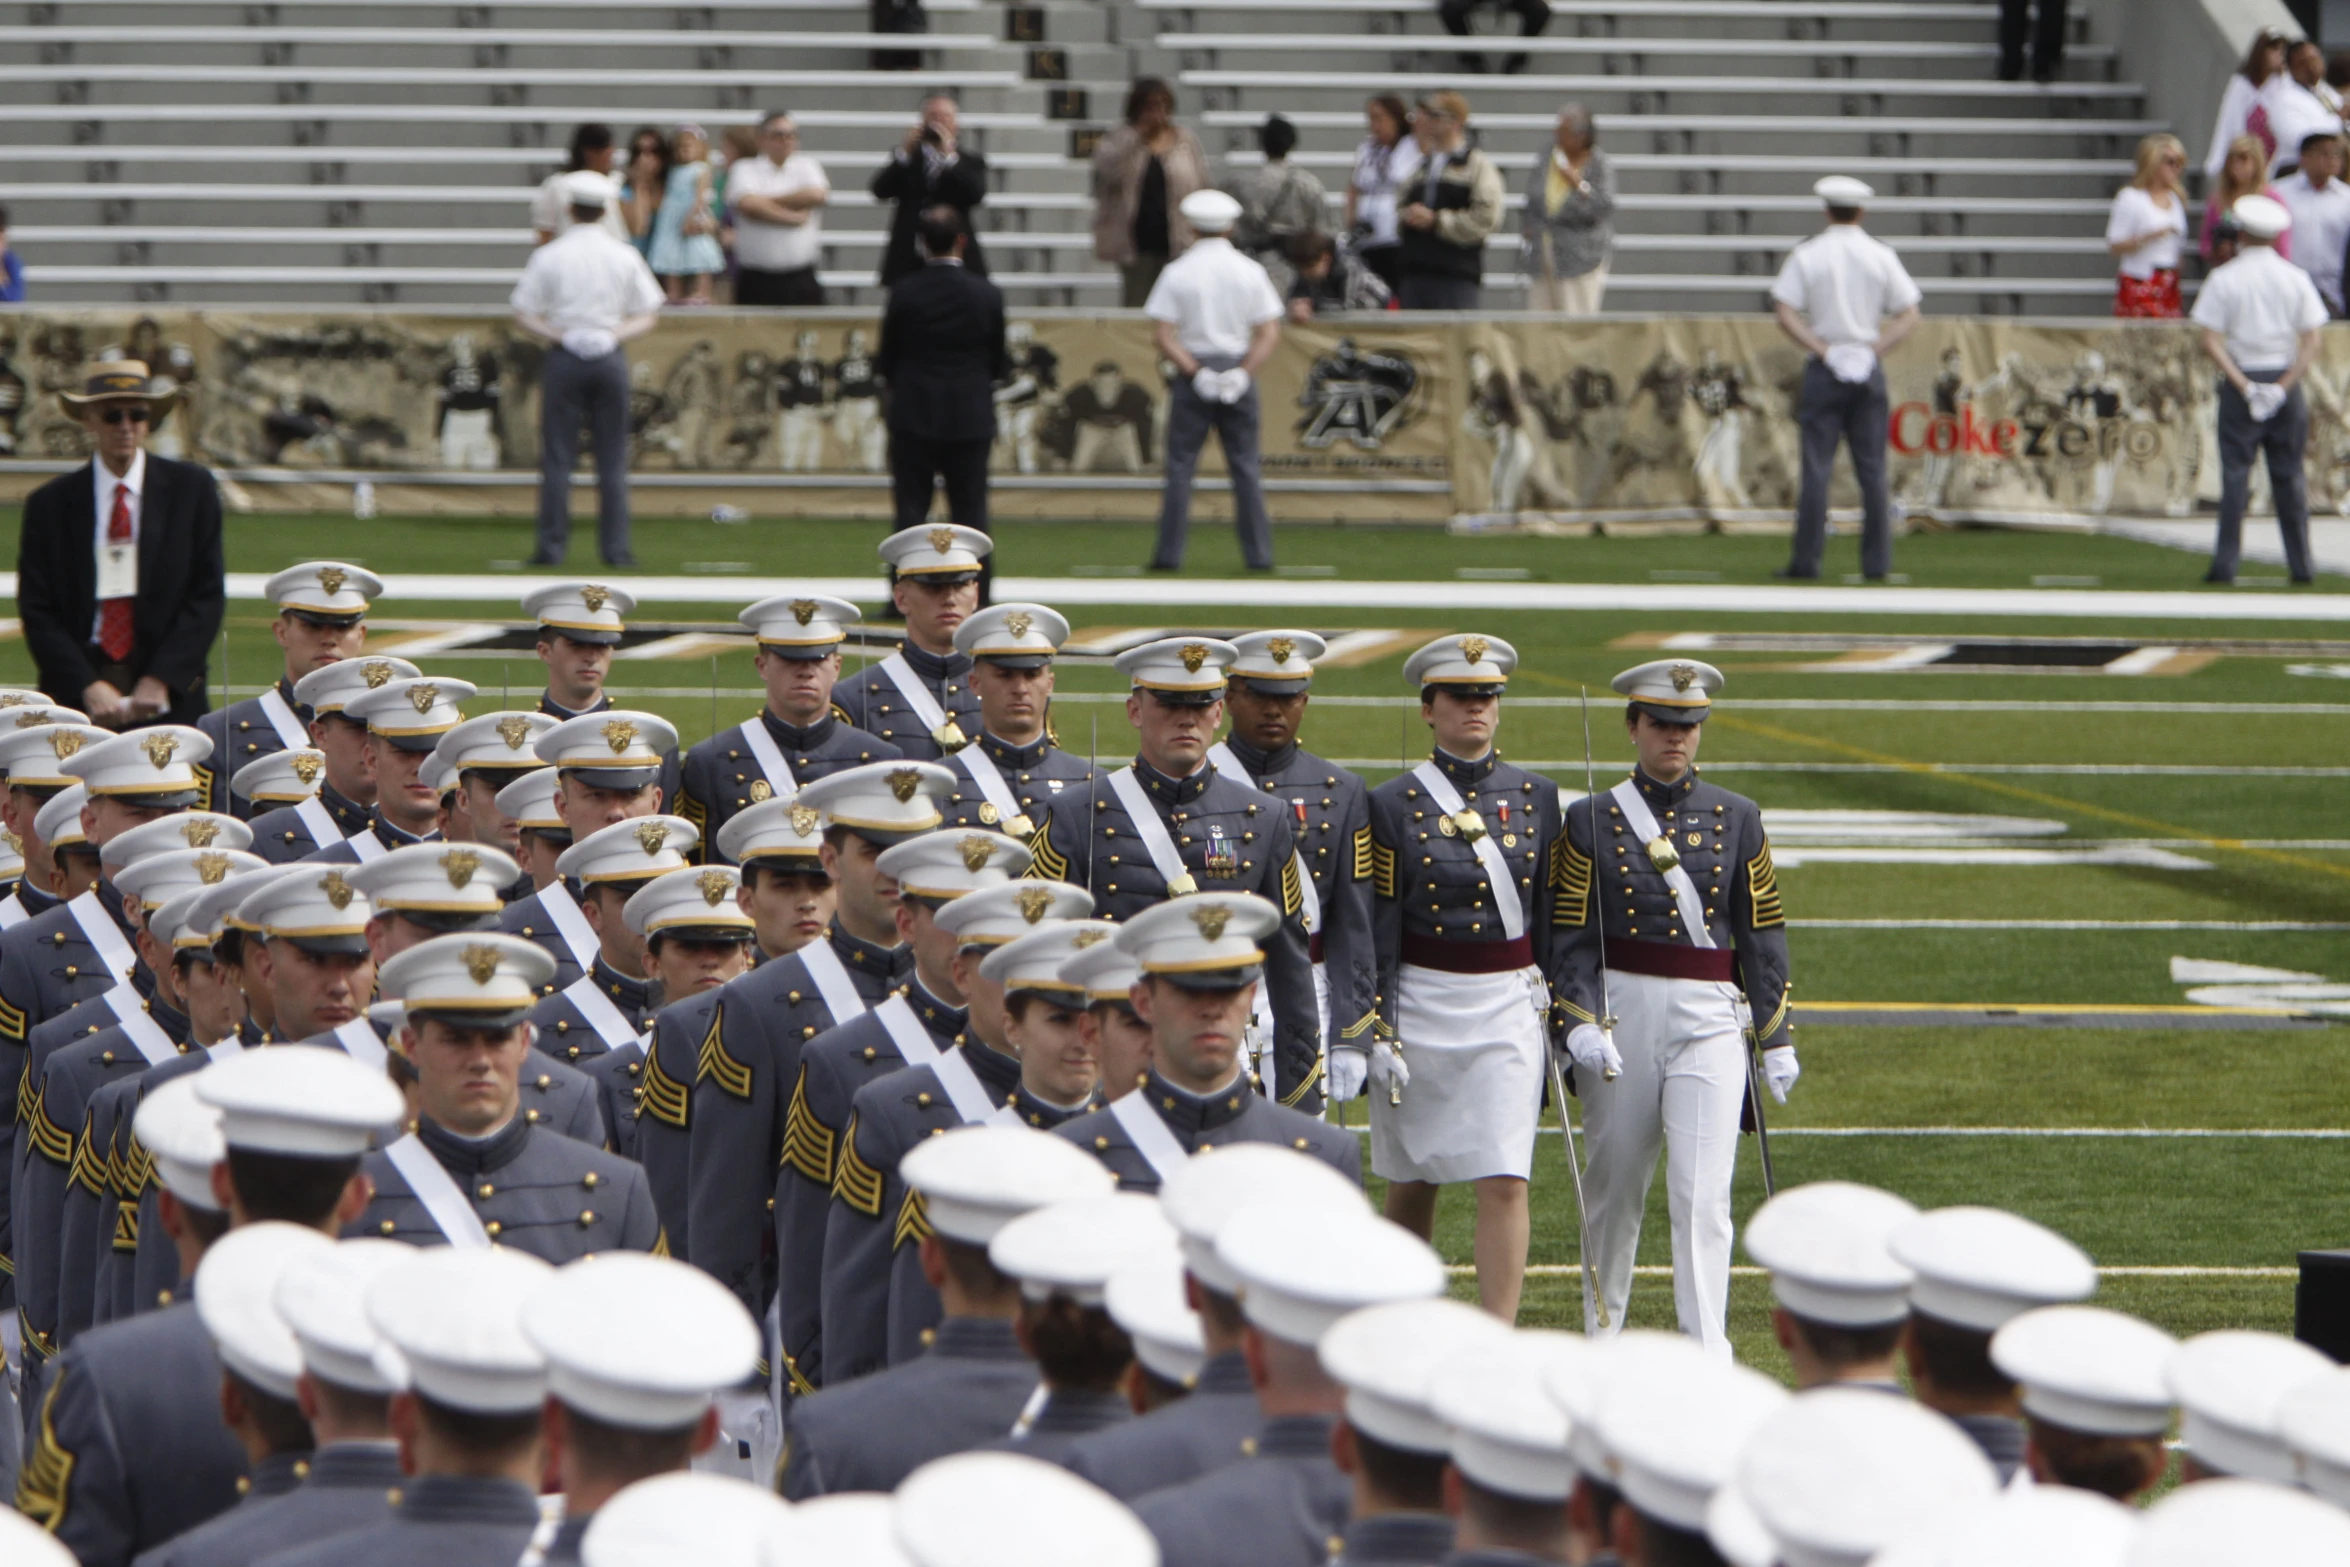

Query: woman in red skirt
left=2108, top=133, right=2190, bottom=317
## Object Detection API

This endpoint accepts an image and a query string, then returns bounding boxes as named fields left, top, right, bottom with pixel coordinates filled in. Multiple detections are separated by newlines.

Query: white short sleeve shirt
left=530, top=170, right=630, bottom=244
left=728, top=153, right=830, bottom=273
left=2191, top=243, right=2331, bottom=371
left=1144, top=237, right=1285, bottom=360
left=2272, top=172, right=2350, bottom=310
left=1769, top=224, right=1924, bottom=349
left=2104, top=186, right=2188, bottom=280
left=510, top=224, right=665, bottom=332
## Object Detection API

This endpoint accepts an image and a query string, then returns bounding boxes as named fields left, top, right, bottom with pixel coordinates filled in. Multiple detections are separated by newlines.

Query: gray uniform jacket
left=977, top=1388, right=1129, bottom=1465
left=1953, top=1412, right=2028, bottom=1485
left=1133, top=1414, right=1351, bottom=1567
left=350, top=1113, right=664, bottom=1261
left=631, top=985, right=709, bottom=1252
left=303, top=813, right=437, bottom=866
left=15, top=1301, right=248, bottom=1567
left=1062, top=1349, right=1259, bottom=1500
left=499, top=878, right=592, bottom=999
left=527, top=957, right=650, bottom=1066
left=1053, top=1071, right=1361, bottom=1196
left=779, top=1315, right=1036, bottom=1499
left=1332, top=1512, right=1459, bottom=1567
left=677, top=711, right=900, bottom=858
left=938, top=731, right=1094, bottom=834
left=248, top=785, right=371, bottom=865
left=687, top=924, right=903, bottom=1329
left=253, top=1474, right=541, bottom=1567
left=829, top=642, right=984, bottom=763
left=1026, top=758, right=1322, bottom=1111
left=131, top=1442, right=404, bottom=1567
left=578, top=1037, right=646, bottom=1161
left=195, top=679, right=306, bottom=818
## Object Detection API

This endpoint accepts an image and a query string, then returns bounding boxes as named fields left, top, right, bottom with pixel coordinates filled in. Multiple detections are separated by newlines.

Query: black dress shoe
left=2202, top=571, right=2234, bottom=585
left=1773, top=566, right=1820, bottom=581
left=526, top=553, right=564, bottom=567
left=602, top=556, right=641, bottom=569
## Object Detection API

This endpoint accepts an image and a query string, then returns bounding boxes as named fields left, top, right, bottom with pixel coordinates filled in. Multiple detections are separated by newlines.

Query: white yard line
left=1478, top=1265, right=2301, bottom=1278
left=1791, top=919, right=2350, bottom=930
left=1357, top=1126, right=2350, bottom=1140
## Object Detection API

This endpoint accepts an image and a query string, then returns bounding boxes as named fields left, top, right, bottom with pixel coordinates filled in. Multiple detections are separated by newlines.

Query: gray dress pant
left=2213, top=372, right=2316, bottom=583
left=1787, top=357, right=1893, bottom=580
left=536, top=344, right=634, bottom=564
left=1153, top=353, right=1275, bottom=571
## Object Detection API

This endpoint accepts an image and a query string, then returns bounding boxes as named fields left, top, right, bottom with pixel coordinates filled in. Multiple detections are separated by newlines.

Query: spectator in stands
left=2203, top=135, right=2289, bottom=264
left=1394, top=91, right=1504, bottom=311
left=511, top=171, right=664, bottom=568
left=1345, top=95, right=1421, bottom=294
left=0, top=206, right=20, bottom=302
left=623, top=127, right=669, bottom=257
left=1091, top=77, right=1210, bottom=307
left=533, top=125, right=629, bottom=248
left=1232, top=116, right=1326, bottom=296
left=2107, top=133, right=2188, bottom=318
left=1438, top=0, right=1551, bottom=76
left=727, top=111, right=830, bottom=307
left=2205, top=26, right=2288, bottom=181
left=873, top=93, right=990, bottom=286
left=1995, top=0, right=2064, bottom=84
left=2275, top=132, right=2350, bottom=314
left=2262, top=42, right=2342, bottom=176
left=2327, top=50, right=2350, bottom=114
left=877, top=207, right=1007, bottom=541
left=1284, top=231, right=1392, bottom=320
left=649, top=122, right=725, bottom=305
left=1520, top=102, right=1613, bottom=314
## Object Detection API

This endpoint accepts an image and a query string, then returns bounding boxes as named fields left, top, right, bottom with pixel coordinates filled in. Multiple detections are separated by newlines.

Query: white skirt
left=1370, top=963, right=1547, bottom=1184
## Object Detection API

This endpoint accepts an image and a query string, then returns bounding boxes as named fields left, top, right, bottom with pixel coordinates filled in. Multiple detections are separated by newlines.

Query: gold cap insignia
left=748, top=779, right=772, bottom=804
left=407, top=683, right=440, bottom=715
left=1015, top=885, right=1053, bottom=924
left=496, top=715, right=534, bottom=750
left=1190, top=904, right=1231, bottom=942
left=1072, top=928, right=1109, bottom=948
left=887, top=768, right=922, bottom=804
left=317, top=566, right=347, bottom=597
left=959, top=834, right=997, bottom=873
left=1670, top=662, right=1698, bottom=693
left=14, top=711, right=51, bottom=729
left=581, top=584, right=610, bottom=614
left=463, top=943, right=502, bottom=986
left=48, top=730, right=85, bottom=761
left=790, top=598, right=818, bottom=627
left=193, top=852, right=233, bottom=885
left=290, top=752, right=323, bottom=784
left=1179, top=643, right=1210, bottom=675
left=1005, top=611, right=1033, bottom=640
left=0, top=694, right=29, bottom=708
left=441, top=849, right=480, bottom=889
left=1460, top=635, right=1490, bottom=666
left=634, top=821, right=670, bottom=855
left=698, top=870, right=734, bottom=907
left=319, top=870, right=355, bottom=912
left=602, top=719, right=638, bottom=755
left=927, top=526, right=957, bottom=555
left=789, top=804, right=821, bottom=836
left=1267, top=637, right=1296, bottom=665
left=179, top=818, right=221, bottom=848
left=142, top=733, right=179, bottom=770
left=362, top=659, right=394, bottom=689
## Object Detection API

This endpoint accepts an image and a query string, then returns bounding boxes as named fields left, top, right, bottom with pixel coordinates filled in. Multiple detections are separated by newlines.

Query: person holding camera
left=872, top=94, right=990, bottom=286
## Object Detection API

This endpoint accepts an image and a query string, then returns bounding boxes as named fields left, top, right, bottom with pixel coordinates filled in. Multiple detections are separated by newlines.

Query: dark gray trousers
left=1788, top=358, right=1893, bottom=580
left=1153, top=354, right=1275, bottom=571
left=2214, top=372, right=2316, bottom=583
left=536, top=344, right=634, bottom=564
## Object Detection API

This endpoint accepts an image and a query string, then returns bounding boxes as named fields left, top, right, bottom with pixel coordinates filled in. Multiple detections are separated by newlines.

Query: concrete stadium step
left=1133, top=0, right=2029, bottom=45
left=0, top=26, right=1010, bottom=55
left=1196, top=108, right=2166, bottom=160
left=6, top=66, right=1039, bottom=112
left=0, top=144, right=1098, bottom=186
left=0, top=0, right=982, bottom=17
left=1154, top=35, right=2119, bottom=83
left=1217, top=148, right=2131, bottom=199
left=1175, top=71, right=2145, bottom=116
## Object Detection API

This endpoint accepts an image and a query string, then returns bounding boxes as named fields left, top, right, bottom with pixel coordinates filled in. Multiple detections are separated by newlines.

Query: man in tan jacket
left=1395, top=92, right=1506, bottom=310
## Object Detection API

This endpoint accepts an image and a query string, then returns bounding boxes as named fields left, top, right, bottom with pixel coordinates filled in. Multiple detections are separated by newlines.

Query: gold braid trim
left=1338, top=1008, right=1381, bottom=1041
left=676, top=788, right=709, bottom=837
left=111, top=1199, right=138, bottom=1255
left=693, top=1002, right=752, bottom=1101
left=1549, top=836, right=1591, bottom=927
left=1278, top=1051, right=1324, bottom=1109
left=1747, top=842, right=1785, bottom=928
left=830, top=1114, right=884, bottom=1218
left=1279, top=855, right=1303, bottom=918
left=780, top=1064, right=837, bottom=1185
left=125, top=1135, right=155, bottom=1197
left=784, top=1354, right=816, bottom=1398
left=1370, top=838, right=1397, bottom=901
left=25, top=1082, right=75, bottom=1170
left=1756, top=983, right=1793, bottom=1045
left=1351, top=824, right=1374, bottom=882
left=1553, top=997, right=1596, bottom=1026
left=1024, top=820, right=1067, bottom=882
left=16, top=1366, right=73, bottom=1529
left=650, top=1228, right=672, bottom=1258
left=828, top=701, right=854, bottom=729
left=67, top=1115, right=105, bottom=1198
left=642, top=1026, right=692, bottom=1130
left=0, top=990, right=26, bottom=1043
left=893, top=1186, right=932, bottom=1251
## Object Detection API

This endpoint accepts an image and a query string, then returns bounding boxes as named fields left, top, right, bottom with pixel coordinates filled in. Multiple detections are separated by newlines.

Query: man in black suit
left=14, top=360, right=224, bottom=729
left=878, top=206, right=1010, bottom=551
left=870, top=95, right=989, bottom=286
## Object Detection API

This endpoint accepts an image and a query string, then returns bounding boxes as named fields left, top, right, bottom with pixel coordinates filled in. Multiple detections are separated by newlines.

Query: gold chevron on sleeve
left=15, top=1370, right=73, bottom=1528
left=893, top=1187, right=933, bottom=1251
left=830, top=1114, right=884, bottom=1218
left=642, top=1033, right=692, bottom=1130
left=1747, top=842, right=1785, bottom=928
left=780, top=1064, right=837, bottom=1185
left=693, top=1003, right=751, bottom=1102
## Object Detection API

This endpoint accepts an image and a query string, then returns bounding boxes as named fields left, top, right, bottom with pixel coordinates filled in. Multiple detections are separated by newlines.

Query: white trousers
left=1576, top=968, right=1746, bottom=1357
left=1370, top=964, right=1547, bottom=1184
left=1250, top=960, right=1329, bottom=1094
left=441, top=408, right=500, bottom=470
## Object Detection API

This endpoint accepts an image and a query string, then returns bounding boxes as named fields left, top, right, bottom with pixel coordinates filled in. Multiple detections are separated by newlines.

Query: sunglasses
left=97, top=406, right=152, bottom=426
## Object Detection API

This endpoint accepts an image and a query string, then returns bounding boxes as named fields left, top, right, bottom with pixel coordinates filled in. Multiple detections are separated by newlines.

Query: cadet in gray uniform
left=523, top=815, right=700, bottom=1068
left=304, top=676, right=476, bottom=865
left=349, top=934, right=663, bottom=1260
left=426, top=710, right=559, bottom=893
left=829, top=526, right=990, bottom=763
left=682, top=765, right=937, bottom=1332
left=1025, top=638, right=1321, bottom=1112
left=779, top=1125, right=1094, bottom=1498
left=1052, top=893, right=1358, bottom=1196
left=197, top=564, right=380, bottom=817
left=772, top=826, right=1028, bottom=1396
left=820, top=886, right=1098, bottom=1380
left=678, top=595, right=899, bottom=855
left=247, top=658, right=417, bottom=865
left=524, top=581, right=683, bottom=815
left=939, top=602, right=1093, bottom=835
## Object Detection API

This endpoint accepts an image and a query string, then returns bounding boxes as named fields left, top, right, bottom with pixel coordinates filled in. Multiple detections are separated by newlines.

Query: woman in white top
left=2205, top=26, right=2289, bottom=179
left=2107, top=133, right=2189, bottom=318
left=1345, top=94, right=1422, bottom=294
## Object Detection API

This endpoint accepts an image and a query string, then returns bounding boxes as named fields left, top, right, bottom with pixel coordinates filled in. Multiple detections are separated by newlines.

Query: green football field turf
left=3, top=508, right=2344, bottom=1368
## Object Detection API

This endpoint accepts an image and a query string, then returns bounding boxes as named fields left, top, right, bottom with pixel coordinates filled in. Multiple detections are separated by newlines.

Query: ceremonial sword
left=1560, top=685, right=1611, bottom=1330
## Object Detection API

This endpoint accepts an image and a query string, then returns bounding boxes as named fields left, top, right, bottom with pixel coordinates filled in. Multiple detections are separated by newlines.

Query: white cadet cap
left=2128, top=1478, right=2350, bottom=1566
left=893, top=1452, right=1156, bottom=1567
left=1321, top=1298, right=1514, bottom=1454
left=64, top=724, right=211, bottom=800
left=1612, top=658, right=1725, bottom=725
left=238, top=863, right=373, bottom=953
left=1431, top=1333, right=1585, bottom=1502
left=294, top=655, right=421, bottom=718
left=134, top=1073, right=226, bottom=1210
left=1159, top=1143, right=1365, bottom=1295
left=264, top=562, right=382, bottom=622
left=195, top=1043, right=405, bottom=1157
left=232, top=748, right=325, bottom=806
left=1105, top=1253, right=1207, bottom=1388
left=0, top=688, right=54, bottom=709
left=740, top=593, right=861, bottom=656
left=346, top=841, right=523, bottom=923
left=1217, top=1208, right=1443, bottom=1346
left=1061, top=934, right=1143, bottom=1007
left=1743, top=1181, right=1920, bottom=1327
left=1739, top=1389, right=1998, bottom=1567
left=526, top=1254, right=761, bottom=1428
left=113, top=847, right=266, bottom=914
left=274, top=1239, right=416, bottom=1396
left=585, top=1474, right=793, bottom=1567
left=556, top=815, right=700, bottom=887
left=421, top=749, right=454, bottom=801
left=1867, top=1486, right=2138, bottom=1567
left=196, top=1221, right=335, bottom=1401
left=2233, top=193, right=2293, bottom=241
left=534, top=710, right=679, bottom=789
left=0, top=1497, right=79, bottom=1567
left=346, top=676, right=475, bottom=750
left=769, top=1494, right=912, bottom=1567
left=0, top=827, right=26, bottom=885
left=1890, top=1207, right=2097, bottom=1332
left=1991, top=1305, right=2178, bottom=1438
left=495, top=767, right=565, bottom=833
left=877, top=829, right=1031, bottom=901
left=1707, top=1484, right=1779, bottom=1567
left=34, top=784, right=91, bottom=851
left=1548, top=1330, right=1708, bottom=1480
left=558, top=168, right=616, bottom=211
left=1598, top=1349, right=1789, bottom=1530
left=987, top=1192, right=1177, bottom=1306
left=979, top=920, right=1114, bottom=998
left=1402, top=633, right=1516, bottom=692
left=1114, top=893, right=1281, bottom=987
left=953, top=602, right=1068, bottom=667
left=2280, top=1368, right=2350, bottom=1507
left=1180, top=188, right=1242, bottom=234
left=1114, top=637, right=1237, bottom=701
left=367, top=1246, right=555, bottom=1413
left=378, top=931, right=559, bottom=1025
left=187, top=865, right=295, bottom=946
left=2167, top=1329, right=2336, bottom=1482
left=936, top=879, right=1092, bottom=948
left=796, top=760, right=955, bottom=842
left=436, top=712, right=560, bottom=779
left=1815, top=174, right=1875, bottom=206
left=0, top=722, right=114, bottom=789
left=1227, top=631, right=1326, bottom=695
left=900, top=1124, right=1115, bottom=1246
left=716, top=795, right=827, bottom=865
left=880, top=523, right=992, bottom=579
left=524, top=581, right=636, bottom=645
left=103, top=809, right=253, bottom=868
left=625, top=865, right=756, bottom=941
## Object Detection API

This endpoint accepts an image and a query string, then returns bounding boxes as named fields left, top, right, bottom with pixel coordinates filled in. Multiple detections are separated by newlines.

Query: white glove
left=1762, top=1045, right=1800, bottom=1104
left=1191, top=366, right=1224, bottom=401
left=1216, top=367, right=1252, bottom=404
left=1823, top=342, right=1877, bottom=385
left=1327, top=1046, right=1368, bottom=1103
left=1564, top=1023, right=1623, bottom=1081
left=561, top=327, right=619, bottom=361
left=1368, top=1038, right=1410, bottom=1096
left=2246, top=381, right=2288, bottom=421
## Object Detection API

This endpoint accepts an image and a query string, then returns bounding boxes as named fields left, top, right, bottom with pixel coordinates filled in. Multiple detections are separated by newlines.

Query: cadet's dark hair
left=224, top=1148, right=361, bottom=1228
left=1460, top=1474, right=1573, bottom=1551
left=1003, top=990, right=1081, bottom=1026
left=1350, top=1428, right=1447, bottom=1510
left=2025, top=1416, right=2166, bottom=1499
left=938, top=1235, right=1019, bottom=1307
left=1581, top=1475, right=1626, bottom=1541
left=1021, top=1297, right=1133, bottom=1393
left=567, top=122, right=615, bottom=169
left=1826, top=204, right=1863, bottom=223
left=1259, top=115, right=1298, bottom=160
left=311, top=1377, right=393, bottom=1432
left=917, top=204, right=966, bottom=258
left=1784, top=1311, right=1905, bottom=1371
left=1904, top=1312, right=2014, bottom=1401
left=229, top=1369, right=317, bottom=1457
left=1136, top=1363, right=1193, bottom=1410
left=739, top=859, right=826, bottom=892
left=564, top=1405, right=699, bottom=1483
left=171, top=948, right=212, bottom=982
left=1194, top=1284, right=1246, bottom=1339
left=8, top=781, right=65, bottom=806
left=178, top=1201, right=233, bottom=1249
left=1635, top=1514, right=1729, bottom=1567
left=416, top=1394, right=543, bottom=1458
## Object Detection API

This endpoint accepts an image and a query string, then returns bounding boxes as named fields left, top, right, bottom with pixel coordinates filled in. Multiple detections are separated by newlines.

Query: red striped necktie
left=98, top=483, right=134, bottom=662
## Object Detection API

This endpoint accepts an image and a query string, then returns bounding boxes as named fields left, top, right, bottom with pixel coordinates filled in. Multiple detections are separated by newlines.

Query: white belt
left=536, top=881, right=601, bottom=972
left=874, top=995, right=1010, bottom=1127
left=0, top=893, right=27, bottom=930
left=333, top=1019, right=388, bottom=1072
left=1207, top=743, right=1319, bottom=935
left=384, top=1132, right=493, bottom=1248
left=66, top=890, right=138, bottom=987
left=293, top=796, right=350, bottom=851
left=1411, top=761, right=1524, bottom=939
left=1608, top=780, right=1715, bottom=949
left=1105, top=766, right=1195, bottom=897
left=559, top=975, right=640, bottom=1050
left=345, top=826, right=387, bottom=863
left=799, top=937, right=869, bottom=1029
left=878, top=652, right=970, bottom=754
left=738, top=719, right=796, bottom=800
left=256, top=686, right=312, bottom=749
left=1108, top=1091, right=1189, bottom=1186
left=955, top=744, right=1032, bottom=837
left=98, top=988, right=178, bottom=1066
